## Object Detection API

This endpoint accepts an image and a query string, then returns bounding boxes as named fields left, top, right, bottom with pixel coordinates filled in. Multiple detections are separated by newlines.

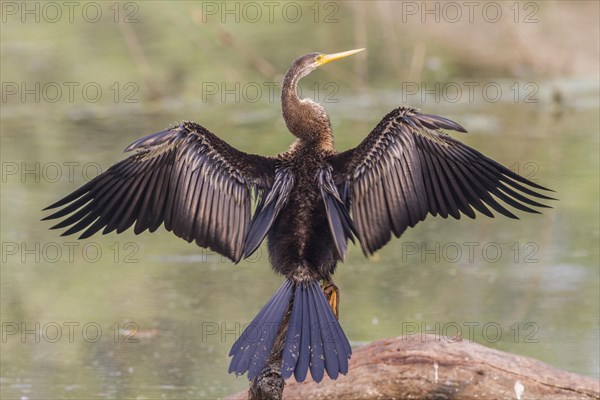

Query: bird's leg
left=321, top=278, right=339, bottom=319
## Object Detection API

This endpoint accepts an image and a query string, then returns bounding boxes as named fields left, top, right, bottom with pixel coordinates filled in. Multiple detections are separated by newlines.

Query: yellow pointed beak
left=317, top=48, right=365, bottom=66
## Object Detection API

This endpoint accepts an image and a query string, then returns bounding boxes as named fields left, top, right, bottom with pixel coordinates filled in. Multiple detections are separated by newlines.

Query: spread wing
left=328, top=107, right=556, bottom=255
left=43, top=121, right=284, bottom=262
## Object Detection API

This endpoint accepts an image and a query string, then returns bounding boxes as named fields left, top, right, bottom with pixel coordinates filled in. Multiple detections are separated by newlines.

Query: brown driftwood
left=227, top=334, right=599, bottom=400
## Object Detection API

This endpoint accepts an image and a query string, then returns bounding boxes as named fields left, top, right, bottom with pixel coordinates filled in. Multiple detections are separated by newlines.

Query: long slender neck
left=281, top=68, right=334, bottom=151
left=281, top=70, right=302, bottom=122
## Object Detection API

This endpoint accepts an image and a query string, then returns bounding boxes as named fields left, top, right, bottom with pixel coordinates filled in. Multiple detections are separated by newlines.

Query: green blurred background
left=1, top=1, right=598, bottom=399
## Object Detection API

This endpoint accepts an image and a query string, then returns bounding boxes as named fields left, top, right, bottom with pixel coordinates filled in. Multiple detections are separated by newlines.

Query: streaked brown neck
left=281, top=67, right=334, bottom=152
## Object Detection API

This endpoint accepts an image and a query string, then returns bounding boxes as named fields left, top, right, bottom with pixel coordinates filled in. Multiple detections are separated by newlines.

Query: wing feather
left=43, top=121, right=282, bottom=262
left=329, top=107, right=555, bottom=255
left=317, top=167, right=357, bottom=260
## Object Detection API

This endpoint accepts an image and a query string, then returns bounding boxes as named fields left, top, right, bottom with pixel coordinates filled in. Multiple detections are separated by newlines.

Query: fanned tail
left=281, top=281, right=352, bottom=382
left=228, top=279, right=294, bottom=380
left=228, top=279, right=352, bottom=382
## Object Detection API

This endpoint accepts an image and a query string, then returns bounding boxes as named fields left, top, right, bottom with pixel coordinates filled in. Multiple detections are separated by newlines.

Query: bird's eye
left=315, top=55, right=323, bottom=63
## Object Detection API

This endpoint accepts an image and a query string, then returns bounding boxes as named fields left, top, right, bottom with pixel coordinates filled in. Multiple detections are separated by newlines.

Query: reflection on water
left=1, top=87, right=599, bottom=399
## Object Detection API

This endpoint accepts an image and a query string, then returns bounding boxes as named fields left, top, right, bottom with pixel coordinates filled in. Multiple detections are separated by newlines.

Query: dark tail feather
left=281, top=281, right=352, bottom=382
left=229, top=280, right=352, bottom=383
left=228, top=279, right=294, bottom=380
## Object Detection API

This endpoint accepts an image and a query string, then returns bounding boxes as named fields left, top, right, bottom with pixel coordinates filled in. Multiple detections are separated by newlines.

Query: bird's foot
left=321, top=279, right=339, bottom=320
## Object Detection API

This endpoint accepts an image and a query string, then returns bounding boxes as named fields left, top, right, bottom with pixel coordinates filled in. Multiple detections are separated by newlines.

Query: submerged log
left=227, top=334, right=599, bottom=400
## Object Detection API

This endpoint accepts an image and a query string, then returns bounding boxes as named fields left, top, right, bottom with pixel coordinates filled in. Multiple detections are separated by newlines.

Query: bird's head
left=288, top=48, right=365, bottom=82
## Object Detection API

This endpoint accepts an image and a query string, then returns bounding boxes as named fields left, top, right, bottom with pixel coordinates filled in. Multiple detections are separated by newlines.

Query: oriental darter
left=43, top=49, right=554, bottom=384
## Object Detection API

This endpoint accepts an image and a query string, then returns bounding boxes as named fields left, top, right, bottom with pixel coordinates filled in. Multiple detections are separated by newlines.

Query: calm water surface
left=2, top=86, right=599, bottom=399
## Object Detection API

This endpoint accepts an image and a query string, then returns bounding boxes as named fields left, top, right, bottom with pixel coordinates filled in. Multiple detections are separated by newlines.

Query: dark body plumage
left=43, top=50, right=555, bottom=384
left=269, top=146, right=339, bottom=279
